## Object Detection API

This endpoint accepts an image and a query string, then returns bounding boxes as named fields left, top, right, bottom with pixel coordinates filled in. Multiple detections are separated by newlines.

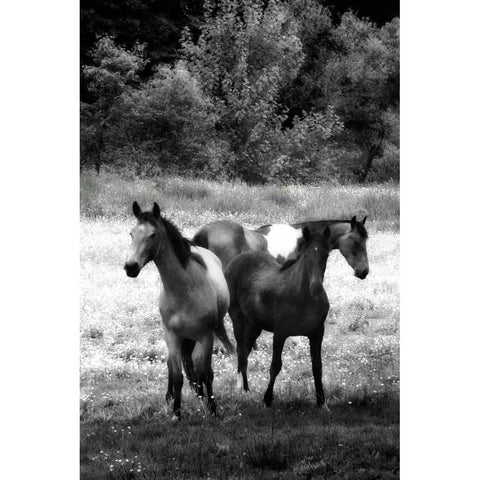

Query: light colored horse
left=193, top=216, right=369, bottom=279
left=124, top=202, right=233, bottom=419
left=225, top=226, right=331, bottom=407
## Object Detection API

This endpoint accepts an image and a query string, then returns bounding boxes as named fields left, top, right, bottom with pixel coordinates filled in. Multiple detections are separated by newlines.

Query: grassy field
left=80, top=171, right=399, bottom=479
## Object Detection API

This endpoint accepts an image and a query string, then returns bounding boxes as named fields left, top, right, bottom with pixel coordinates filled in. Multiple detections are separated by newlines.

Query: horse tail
left=214, top=319, right=235, bottom=355
left=192, top=229, right=209, bottom=249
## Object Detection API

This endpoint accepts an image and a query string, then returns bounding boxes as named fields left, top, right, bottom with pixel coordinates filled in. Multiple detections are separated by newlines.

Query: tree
left=118, top=62, right=220, bottom=174
left=323, top=13, right=399, bottom=181
left=81, top=36, right=147, bottom=172
left=181, top=0, right=342, bottom=183
left=279, top=0, right=334, bottom=123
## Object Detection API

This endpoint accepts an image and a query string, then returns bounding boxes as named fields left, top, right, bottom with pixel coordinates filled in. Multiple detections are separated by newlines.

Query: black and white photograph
left=7, top=1, right=480, bottom=479
left=78, top=1, right=399, bottom=478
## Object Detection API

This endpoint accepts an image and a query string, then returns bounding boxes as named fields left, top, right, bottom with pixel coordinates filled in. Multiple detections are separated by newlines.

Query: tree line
left=81, top=0, right=399, bottom=183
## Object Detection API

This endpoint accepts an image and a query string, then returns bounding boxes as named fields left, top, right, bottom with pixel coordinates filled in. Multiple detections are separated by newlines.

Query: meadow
left=80, top=171, right=399, bottom=479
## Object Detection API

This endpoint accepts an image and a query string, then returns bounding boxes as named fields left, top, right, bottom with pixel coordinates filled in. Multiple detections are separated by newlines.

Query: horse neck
left=282, top=253, right=327, bottom=300
left=153, top=236, right=190, bottom=295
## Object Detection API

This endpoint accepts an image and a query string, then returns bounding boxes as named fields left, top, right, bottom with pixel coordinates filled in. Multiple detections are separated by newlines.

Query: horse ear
left=302, top=226, right=311, bottom=241
left=132, top=201, right=142, bottom=218
left=361, top=216, right=367, bottom=225
left=350, top=216, right=357, bottom=229
left=152, top=202, right=161, bottom=220
left=323, top=226, right=330, bottom=240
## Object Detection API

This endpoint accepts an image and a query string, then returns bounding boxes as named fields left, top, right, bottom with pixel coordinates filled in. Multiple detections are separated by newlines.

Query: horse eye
left=149, top=233, right=156, bottom=239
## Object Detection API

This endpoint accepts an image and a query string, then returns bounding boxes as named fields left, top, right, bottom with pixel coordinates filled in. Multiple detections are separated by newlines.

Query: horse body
left=193, top=217, right=369, bottom=278
left=125, top=202, right=233, bottom=419
left=192, top=219, right=268, bottom=270
left=225, top=226, right=331, bottom=407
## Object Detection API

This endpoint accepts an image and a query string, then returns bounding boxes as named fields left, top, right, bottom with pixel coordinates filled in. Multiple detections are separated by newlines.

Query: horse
left=225, top=225, right=331, bottom=407
left=124, top=202, right=234, bottom=419
left=192, top=216, right=369, bottom=279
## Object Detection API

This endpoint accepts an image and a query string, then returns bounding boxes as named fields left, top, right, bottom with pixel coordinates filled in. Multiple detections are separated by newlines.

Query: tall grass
left=80, top=170, right=399, bottom=231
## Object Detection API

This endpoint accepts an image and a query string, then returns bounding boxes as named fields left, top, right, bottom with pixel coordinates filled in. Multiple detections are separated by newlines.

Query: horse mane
left=139, top=211, right=205, bottom=269
left=279, top=232, right=328, bottom=271
left=293, top=219, right=368, bottom=239
left=279, top=258, right=298, bottom=271
left=161, top=217, right=193, bottom=268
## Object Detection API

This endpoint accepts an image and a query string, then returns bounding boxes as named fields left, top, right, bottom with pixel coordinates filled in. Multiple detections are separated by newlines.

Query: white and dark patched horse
left=193, top=216, right=369, bottom=279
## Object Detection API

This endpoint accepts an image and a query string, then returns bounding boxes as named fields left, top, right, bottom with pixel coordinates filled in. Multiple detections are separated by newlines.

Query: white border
left=1, top=2, right=79, bottom=479
left=401, top=1, right=480, bottom=477
left=2, top=1, right=480, bottom=478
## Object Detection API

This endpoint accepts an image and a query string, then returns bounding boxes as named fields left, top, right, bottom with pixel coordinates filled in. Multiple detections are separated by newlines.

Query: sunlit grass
left=80, top=170, right=399, bottom=230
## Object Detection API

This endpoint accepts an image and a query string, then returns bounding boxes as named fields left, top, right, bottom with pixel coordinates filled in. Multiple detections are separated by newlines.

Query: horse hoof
left=263, top=396, right=273, bottom=408
left=320, top=403, right=331, bottom=413
left=171, top=414, right=180, bottom=423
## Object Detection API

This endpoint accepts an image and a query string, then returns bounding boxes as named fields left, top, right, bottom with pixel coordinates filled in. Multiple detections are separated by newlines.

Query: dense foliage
left=81, top=0, right=399, bottom=183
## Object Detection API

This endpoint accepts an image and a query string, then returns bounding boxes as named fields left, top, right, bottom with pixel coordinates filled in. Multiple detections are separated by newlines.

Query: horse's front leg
left=309, top=324, right=326, bottom=408
left=263, top=332, right=286, bottom=407
left=165, top=331, right=184, bottom=420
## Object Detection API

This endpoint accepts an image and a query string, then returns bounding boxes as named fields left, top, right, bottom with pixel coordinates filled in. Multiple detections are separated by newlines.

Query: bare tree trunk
left=359, top=128, right=385, bottom=183
left=359, top=149, right=376, bottom=183
left=94, top=120, right=107, bottom=175
left=94, top=156, right=101, bottom=174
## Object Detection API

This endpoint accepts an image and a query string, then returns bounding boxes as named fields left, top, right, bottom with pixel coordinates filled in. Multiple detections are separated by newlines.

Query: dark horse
left=193, top=216, right=369, bottom=279
left=225, top=225, right=331, bottom=407
left=124, top=202, right=234, bottom=419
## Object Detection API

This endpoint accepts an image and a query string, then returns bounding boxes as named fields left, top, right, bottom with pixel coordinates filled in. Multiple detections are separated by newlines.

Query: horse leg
left=246, top=323, right=262, bottom=355
left=204, top=362, right=216, bottom=416
left=165, top=331, right=184, bottom=420
left=263, top=333, right=286, bottom=407
left=241, top=323, right=262, bottom=392
left=192, top=332, right=216, bottom=415
left=166, top=367, right=173, bottom=403
left=181, top=338, right=197, bottom=392
left=231, top=306, right=249, bottom=391
left=309, top=325, right=326, bottom=408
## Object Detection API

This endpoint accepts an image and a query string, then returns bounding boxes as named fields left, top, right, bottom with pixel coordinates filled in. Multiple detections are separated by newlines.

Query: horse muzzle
left=309, top=280, right=323, bottom=299
left=124, top=261, right=140, bottom=278
left=355, top=268, right=369, bottom=280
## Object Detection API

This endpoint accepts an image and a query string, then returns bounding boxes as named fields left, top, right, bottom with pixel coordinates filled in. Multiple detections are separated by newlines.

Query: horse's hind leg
left=230, top=307, right=249, bottom=391
left=309, top=324, right=326, bottom=408
left=246, top=323, right=262, bottom=356
left=166, top=367, right=173, bottom=403
left=204, top=363, right=216, bottom=415
left=263, top=333, right=286, bottom=407
left=241, top=323, right=262, bottom=391
left=181, top=339, right=200, bottom=394
left=193, top=332, right=216, bottom=415
left=165, top=331, right=184, bottom=419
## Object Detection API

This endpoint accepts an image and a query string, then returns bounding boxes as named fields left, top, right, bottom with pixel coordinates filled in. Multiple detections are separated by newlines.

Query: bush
left=117, top=62, right=220, bottom=173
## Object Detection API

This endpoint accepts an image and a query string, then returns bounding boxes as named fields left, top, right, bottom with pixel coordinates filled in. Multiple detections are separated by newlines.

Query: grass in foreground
left=80, top=172, right=399, bottom=479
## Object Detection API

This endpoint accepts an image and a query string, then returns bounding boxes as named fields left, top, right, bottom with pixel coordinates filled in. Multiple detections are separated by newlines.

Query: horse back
left=255, top=224, right=303, bottom=264
left=193, top=220, right=250, bottom=271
